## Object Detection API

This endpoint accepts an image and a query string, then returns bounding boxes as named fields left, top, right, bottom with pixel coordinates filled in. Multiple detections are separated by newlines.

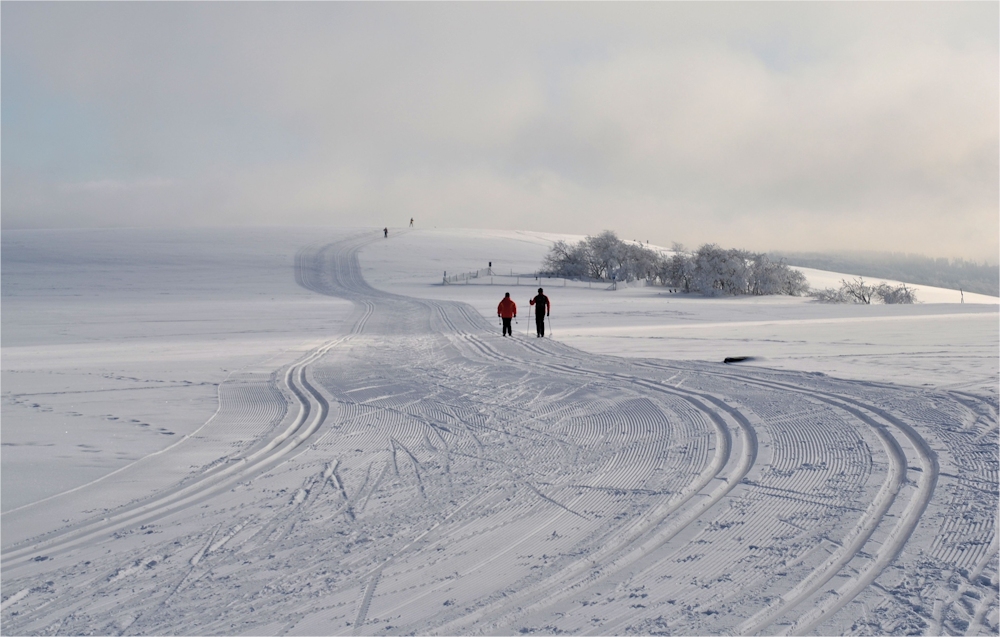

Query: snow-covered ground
left=2, top=227, right=997, bottom=635
left=363, top=229, right=999, bottom=392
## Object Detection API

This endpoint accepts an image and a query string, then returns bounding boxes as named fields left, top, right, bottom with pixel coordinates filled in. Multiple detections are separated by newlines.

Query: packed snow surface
left=2, top=227, right=997, bottom=636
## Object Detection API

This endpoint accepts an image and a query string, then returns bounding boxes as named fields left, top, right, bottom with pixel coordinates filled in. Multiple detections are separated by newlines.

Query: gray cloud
left=2, top=2, right=997, bottom=260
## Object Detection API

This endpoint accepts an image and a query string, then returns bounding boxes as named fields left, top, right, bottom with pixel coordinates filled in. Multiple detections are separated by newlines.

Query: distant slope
left=774, top=251, right=999, bottom=297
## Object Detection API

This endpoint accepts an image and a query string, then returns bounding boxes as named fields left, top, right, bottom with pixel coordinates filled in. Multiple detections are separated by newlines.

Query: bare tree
left=839, top=277, right=877, bottom=304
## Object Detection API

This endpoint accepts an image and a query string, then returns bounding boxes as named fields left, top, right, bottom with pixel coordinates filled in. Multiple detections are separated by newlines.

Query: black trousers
left=535, top=315, right=545, bottom=337
left=502, top=317, right=513, bottom=336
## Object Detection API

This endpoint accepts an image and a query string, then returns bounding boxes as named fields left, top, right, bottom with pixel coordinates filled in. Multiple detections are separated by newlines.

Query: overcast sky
left=3, top=2, right=997, bottom=261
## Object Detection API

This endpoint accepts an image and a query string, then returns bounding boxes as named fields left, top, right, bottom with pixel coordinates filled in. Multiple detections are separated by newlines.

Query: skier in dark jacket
left=529, top=288, right=550, bottom=337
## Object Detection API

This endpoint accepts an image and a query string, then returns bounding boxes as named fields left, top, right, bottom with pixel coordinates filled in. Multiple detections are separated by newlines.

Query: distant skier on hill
left=497, top=292, right=517, bottom=337
left=384, top=227, right=388, bottom=238
left=529, top=288, right=550, bottom=337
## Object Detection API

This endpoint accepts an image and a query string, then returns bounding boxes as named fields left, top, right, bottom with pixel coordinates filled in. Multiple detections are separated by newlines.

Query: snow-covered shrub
left=811, top=287, right=848, bottom=303
left=751, top=256, right=810, bottom=296
left=811, top=278, right=917, bottom=304
left=782, top=269, right=810, bottom=296
left=874, top=282, right=917, bottom=304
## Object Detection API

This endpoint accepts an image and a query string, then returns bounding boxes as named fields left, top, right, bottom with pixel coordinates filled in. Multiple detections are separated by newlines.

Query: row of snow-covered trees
left=542, top=231, right=809, bottom=297
left=813, top=277, right=917, bottom=304
left=663, top=244, right=809, bottom=296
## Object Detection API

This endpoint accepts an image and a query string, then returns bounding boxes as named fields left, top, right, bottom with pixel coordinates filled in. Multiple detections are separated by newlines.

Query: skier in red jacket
left=497, top=292, right=517, bottom=337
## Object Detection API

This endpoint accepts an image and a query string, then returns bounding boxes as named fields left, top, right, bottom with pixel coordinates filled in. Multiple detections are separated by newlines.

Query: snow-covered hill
left=362, top=229, right=998, bottom=389
left=2, top=227, right=997, bottom=635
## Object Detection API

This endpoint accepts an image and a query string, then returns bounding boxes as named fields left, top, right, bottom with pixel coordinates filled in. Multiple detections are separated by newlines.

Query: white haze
left=2, top=2, right=997, bottom=261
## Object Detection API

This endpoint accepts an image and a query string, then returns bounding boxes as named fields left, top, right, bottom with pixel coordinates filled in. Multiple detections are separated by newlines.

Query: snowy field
left=2, top=227, right=997, bottom=635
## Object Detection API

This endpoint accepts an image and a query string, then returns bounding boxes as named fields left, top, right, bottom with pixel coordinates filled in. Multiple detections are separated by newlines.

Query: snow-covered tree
left=542, top=233, right=807, bottom=297
left=542, top=240, right=589, bottom=278
left=661, top=249, right=696, bottom=292
left=811, top=278, right=917, bottom=304
left=874, top=282, right=917, bottom=304
left=544, top=231, right=666, bottom=283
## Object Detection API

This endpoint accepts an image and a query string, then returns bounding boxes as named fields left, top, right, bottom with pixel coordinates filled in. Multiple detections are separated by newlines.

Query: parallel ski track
left=411, top=336, right=750, bottom=633
left=483, top=333, right=940, bottom=635
left=0, top=233, right=391, bottom=574
left=2, top=232, right=984, bottom=636
left=367, top=255, right=761, bottom=633
left=294, top=237, right=762, bottom=634
left=390, top=272, right=946, bottom=634
left=512, top=338, right=940, bottom=634
left=291, top=235, right=946, bottom=635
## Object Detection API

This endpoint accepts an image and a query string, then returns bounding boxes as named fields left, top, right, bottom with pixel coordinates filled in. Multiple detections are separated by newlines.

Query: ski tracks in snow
left=2, top=232, right=996, bottom=636
left=1, top=337, right=341, bottom=572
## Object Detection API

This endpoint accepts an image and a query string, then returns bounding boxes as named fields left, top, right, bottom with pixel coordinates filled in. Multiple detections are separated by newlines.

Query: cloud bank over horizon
left=2, top=3, right=997, bottom=261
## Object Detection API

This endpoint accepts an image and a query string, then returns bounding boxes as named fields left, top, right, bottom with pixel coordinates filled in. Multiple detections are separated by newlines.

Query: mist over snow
left=2, top=2, right=998, bottom=261
left=2, top=3, right=998, bottom=633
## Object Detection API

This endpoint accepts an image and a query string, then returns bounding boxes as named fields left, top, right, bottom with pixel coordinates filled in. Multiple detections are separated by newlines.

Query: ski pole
left=548, top=314, right=552, bottom=337
left=527, top=306, right=532, bottom=336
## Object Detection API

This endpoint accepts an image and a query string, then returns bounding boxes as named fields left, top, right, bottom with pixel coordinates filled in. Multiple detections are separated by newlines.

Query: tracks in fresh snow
left=420, top=331, right=757, bottom=634
left=427, top=325, right=940, bottom=635
left=2, top=232, right=995, bottom=637
left=0, top=332, right=343, bottom=571
left=295, top=236, right=951, bottom=635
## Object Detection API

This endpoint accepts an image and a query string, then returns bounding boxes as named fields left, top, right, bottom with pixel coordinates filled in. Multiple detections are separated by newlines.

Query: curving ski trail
left=1, top=231, right=994, bottom=637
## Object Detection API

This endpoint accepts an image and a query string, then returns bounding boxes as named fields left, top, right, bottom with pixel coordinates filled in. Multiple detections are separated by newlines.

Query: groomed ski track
left=2, top=232, right=997, bottom=636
